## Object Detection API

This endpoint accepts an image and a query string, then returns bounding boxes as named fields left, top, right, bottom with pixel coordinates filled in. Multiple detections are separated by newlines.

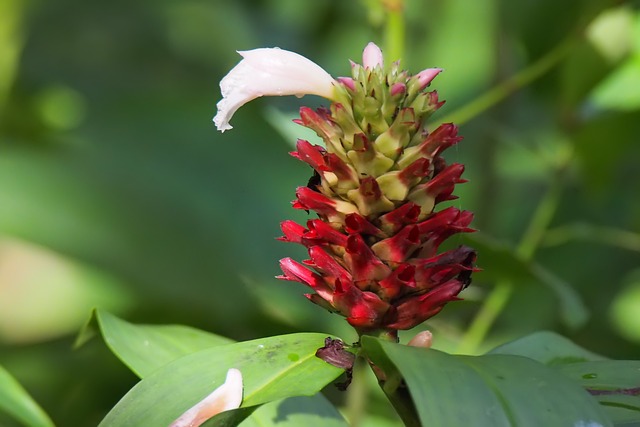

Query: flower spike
left=216, top=42, right=477, bottom=334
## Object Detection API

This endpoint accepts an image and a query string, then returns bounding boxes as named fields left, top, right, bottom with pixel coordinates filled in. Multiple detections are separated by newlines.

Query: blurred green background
left=1, top=0, right=640, bottom=425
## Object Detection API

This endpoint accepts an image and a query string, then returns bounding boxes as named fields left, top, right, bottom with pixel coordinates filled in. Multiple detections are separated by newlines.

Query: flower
left=215, top=42, right=477, bottom=336
left=213, top=48, right=337, bottom=132
left=169, top=368, right=243, bottom=427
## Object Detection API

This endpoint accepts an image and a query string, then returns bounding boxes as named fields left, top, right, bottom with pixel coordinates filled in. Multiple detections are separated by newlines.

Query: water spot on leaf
left=582, top=373, right=598, bottom=379
left=288, top=353, right=300, bottom=362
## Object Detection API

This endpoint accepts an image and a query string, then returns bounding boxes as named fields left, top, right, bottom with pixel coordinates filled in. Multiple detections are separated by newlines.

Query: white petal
left=213, top=48, right=336, bottom=132
left=169, top=368, right=243, bottom=427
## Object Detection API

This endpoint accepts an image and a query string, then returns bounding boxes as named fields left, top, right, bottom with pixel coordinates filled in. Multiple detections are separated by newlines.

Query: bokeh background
left=1, top=0, right=640, bottom=425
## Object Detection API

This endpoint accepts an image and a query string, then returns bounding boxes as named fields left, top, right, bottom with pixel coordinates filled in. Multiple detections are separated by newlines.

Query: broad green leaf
left=99, top=333, right=344, bottom=427
left=557, top=361, right=640, bottom=425
left=490, top=332, right=640, bottom=424
left=89, top=309, right=232, bottom=377
left=489, top=331, right=605, bottom=365
left=88, top=311, right=347, bottom=426
left=0, top=364, right=55, bottom=427
left=362, top=336, right=612, bottom=427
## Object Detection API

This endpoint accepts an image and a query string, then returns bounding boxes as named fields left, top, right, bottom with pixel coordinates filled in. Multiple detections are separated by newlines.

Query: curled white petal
left=169, top=368, right=243, bottom=427
left=362, top=42, right=384, bottom=69
left=213, top=48, right=336, bottom=132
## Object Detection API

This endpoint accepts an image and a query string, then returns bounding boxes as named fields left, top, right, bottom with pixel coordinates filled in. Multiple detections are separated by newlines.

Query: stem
left=543, top=223, right=640, bottom=253
left=453, top=29, right=578, bottom=353
left=517, top=178, right=563, bottom=259
left=345, top=356, right=368, bottom=427
left=456, top=281, right=513, bottom=355
left=458, top=175, right=565, bottom=354
left=382, top=0, right=405, bottom=63
left=0, top=0, right=26, bottom=115
left=435, top=36, right=575, bottom=127
left=384, top=387, right=421, bottom=427
left=357, top=328, right=399, bottom=343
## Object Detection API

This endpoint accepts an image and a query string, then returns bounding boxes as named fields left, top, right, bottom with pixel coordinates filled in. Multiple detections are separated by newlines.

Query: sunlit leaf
left=590, top=55, right=640, bottom=111
left=362, top=336, right=611, bottom=427
left=610, top=272, right=640, bottom=343
left=99, top=333, right=344, bottom=427
left=0, top=364, right=55, bottom=427
left=86, top=309, right=233, bottom=377
left=88, top=310, right=348, bottom=426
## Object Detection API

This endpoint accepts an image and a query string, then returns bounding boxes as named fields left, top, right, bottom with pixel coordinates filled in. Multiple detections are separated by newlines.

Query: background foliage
left=1, top=0, right=639, bottom=425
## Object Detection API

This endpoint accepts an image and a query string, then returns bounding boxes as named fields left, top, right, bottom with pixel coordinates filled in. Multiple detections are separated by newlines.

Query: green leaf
left=87, top=311, right=347, bottom=426
left=99, top=333, right=344, bottom=427
left=0, top=364, right=55, bottom=427
left=489, top=331, right=606, bottom=365
left=362, top=336, right=612, bottom=427
left=489, top=332, right=640, bottom=424
left=84, top=309, right=232, bottom=377
left=557, top=361, right=640, bottom=425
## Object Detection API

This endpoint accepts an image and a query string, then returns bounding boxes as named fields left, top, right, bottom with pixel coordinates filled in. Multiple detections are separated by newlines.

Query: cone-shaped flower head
left=215, top=42, right=477, bottom=334
left=214, top=48, right=337, bottom=132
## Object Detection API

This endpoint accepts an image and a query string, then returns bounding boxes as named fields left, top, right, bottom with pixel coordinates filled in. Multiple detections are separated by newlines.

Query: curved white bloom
left=169, top=368, right=243, bottom=427
left=362, top=42, right=384, bottom=69
left=214, top=48, right=337, bottom=132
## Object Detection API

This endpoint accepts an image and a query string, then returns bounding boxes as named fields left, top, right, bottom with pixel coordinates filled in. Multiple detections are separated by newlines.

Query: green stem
left=357, top=328, right=399, bottom=343
left=543, top=223, right=640, bottom=253
left=382, top=0, right=405, bottom=63
left=458, top=176, right=565, bottom=354
left=345, top=356, right=368, bottom=427
left=453, top=31, right=578, bottom=354
left=456, top=281, right=513, bottom=354
left=435, top=36, right=575, bottom=127
left=0, top=0, right=26, bottom=115
left=517, top=178, right=563, bottom=259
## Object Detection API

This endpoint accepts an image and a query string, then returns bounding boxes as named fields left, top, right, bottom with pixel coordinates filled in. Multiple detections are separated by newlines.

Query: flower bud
left=408, top=330, right=433, bottom=348
left=362, top=42, right=384, bottom=69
